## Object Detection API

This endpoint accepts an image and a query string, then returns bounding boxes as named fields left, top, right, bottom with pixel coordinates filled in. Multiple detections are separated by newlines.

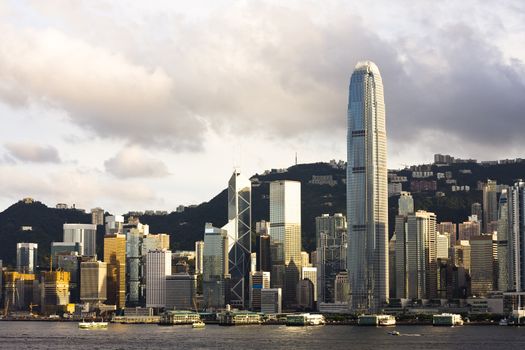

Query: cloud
left=104, top=147, right=170, bottom=178
left=4, top=142, right=61, bottom=163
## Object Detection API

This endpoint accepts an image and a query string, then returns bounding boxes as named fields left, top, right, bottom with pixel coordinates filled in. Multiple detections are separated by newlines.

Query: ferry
left=432, top=313, right=463, bottom=326
left=78, top=321, right=109, bottom=329
left=286, top=313, right=326, bottom=326
left=192, top=321, right=206, bottom=328
left=388, top=331, right=401, bottom=336
left=358, top=314, right=396, bottom=326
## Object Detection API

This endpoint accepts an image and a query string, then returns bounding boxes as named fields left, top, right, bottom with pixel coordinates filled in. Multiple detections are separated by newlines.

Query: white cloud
left=104, top=147, right=170, bottom=178
left=4, top=142, right=61, bottom=163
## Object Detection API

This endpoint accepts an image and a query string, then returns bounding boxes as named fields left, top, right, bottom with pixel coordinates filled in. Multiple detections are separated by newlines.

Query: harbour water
left=2, top=322, right=525, bottom=349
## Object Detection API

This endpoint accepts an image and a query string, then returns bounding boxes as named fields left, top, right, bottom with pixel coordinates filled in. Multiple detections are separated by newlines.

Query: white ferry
left=358, top=314, right=396, bottom=326
left=78, top=321, right=109, bottom=329
left=432, top=313, right=463, bottom=326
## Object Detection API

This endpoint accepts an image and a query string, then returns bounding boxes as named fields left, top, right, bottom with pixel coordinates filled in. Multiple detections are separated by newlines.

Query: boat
left=499, top=318, right=509, bottom=326
left=286, top=313, right=326, bottom=326
left=388, top=331, right=401, bottom=336
left=192, top=321, right=206, bottom=328
left=78, top=321, right=109, bottom=329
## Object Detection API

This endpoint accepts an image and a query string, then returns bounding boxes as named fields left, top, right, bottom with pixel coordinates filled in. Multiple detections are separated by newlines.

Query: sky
left=0, top=0, right=524, bottom=214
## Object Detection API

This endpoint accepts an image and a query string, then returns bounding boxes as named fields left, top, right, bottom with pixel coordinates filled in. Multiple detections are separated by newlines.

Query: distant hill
left=1, top=159, right=524, bottom=267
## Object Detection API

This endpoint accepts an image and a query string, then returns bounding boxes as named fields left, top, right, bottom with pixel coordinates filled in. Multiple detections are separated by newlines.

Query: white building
left=16, top=243, right=38, bottom=274
left=146, top=249, right=172, bottom=308
left=63, top=223, right=97, bottom=257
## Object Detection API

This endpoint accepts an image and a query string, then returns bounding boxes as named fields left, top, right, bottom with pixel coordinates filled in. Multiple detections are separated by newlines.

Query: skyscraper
left=195, top=240, right=204, bottom=274
left=483, top=180, right=498, bottom=233
left=346, top=61, right=388, bottom=311
left=104, top=233, right=126, bottom=309
left=315, top=213, right=347, bottom=304
left=145, top=249, right=172, bottom=308
left=16, top=243, right=38, bottom=274
left=91, top=207, right=105, bottom=226
left=63, top=224, right=97, bottom=257
left=497, top=189, right=510, bottom=291
left=80, top=261, right=107, bottom=305
left=221, top=170, right=252, bottom=308
left=269, top=180, right=302, bottom=308
left=203, top=223, right=229, bottom=309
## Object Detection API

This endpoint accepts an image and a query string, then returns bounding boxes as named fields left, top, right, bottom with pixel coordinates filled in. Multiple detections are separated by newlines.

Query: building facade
left=145, top=249, right=172, bottom=308
left=346, top=61, right=388, bottom=311
left=64, top=224, right=97, bottom=257
left=16, top=243, right=38, bottom=274
left=104, top=233, right=127, bottom=309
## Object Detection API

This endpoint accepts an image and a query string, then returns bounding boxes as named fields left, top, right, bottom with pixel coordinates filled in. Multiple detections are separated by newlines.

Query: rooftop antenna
left=295, top=152, right=298, bottom=166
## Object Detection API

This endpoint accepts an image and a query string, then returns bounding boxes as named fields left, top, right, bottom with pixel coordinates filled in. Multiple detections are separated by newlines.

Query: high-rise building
left=64, top=224, right=97, bottom=257
left=124, top=219, right=149, bottom=306
left=203, top=223, right=229, bottom=309
left=398, top=192, right=414, bottom=216
left=470, top=234, right=497, bottom=297
left=269, top=180, right=302, bottom=308
left=316, top=213, right=347, bottom=304
left=105, top=215, right=124, bottom=235
left=221, top=171, right=252, bottom=308
left=51, top=242, right=82, bottom=268
left=497, top=189, right=510, bottom=291
left=41, top=270, right=70, bottom=315
left=56, top=253, right=81, bottom=303
left=437, top=222, right=457, bottom=247
left=146, top=249, right=172, bottom=308
left=16, top=243, right=38, bottom=274
left=458, top=216, right=481, bottom=241
left=334, top=271, right=349, bottom=303
left=452, top=240, right=471, bottom=272
left=249, top=271, right=270, bottom=311
left=80, top=261, right=107, bottom=304
left=483, top=180, right=498, bottom=233
left=297, top=279, right=315, bottom=310
left=347, top=61, right=388, bottom=311
left=436, top=233, right=450, bottom=259
left=261, top=288, right=282, bottom=314
left=397, top=210, right=437, bottom=299
left=165, top=273, right=197, bottom=310
left=91, top=207, right=105, bottom=226
left=471, top=202, right=482, bottom=227
left=104, top=233, right=126, bottom=309
left=499, top=181, right=525, bottom=292
left=195, top=241, right=204, bottom=274
left=256, top=221, right=272, bottom=273
left=251, top=252, right=257, bottom=273
left=3, top=272, right=38, bottom=311
left=301, top=266, right=317, bottom=306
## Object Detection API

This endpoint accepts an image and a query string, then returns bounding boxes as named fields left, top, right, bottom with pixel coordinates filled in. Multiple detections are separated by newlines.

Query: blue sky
left=0, top=0, right=524, bottom=214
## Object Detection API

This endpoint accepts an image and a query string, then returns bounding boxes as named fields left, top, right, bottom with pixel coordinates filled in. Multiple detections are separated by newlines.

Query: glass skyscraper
left=346, top=61, right=388, bottom=311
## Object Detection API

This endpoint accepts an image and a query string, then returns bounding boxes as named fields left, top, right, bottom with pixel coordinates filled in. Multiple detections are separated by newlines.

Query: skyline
left=0, top=1, right=524, bottom=215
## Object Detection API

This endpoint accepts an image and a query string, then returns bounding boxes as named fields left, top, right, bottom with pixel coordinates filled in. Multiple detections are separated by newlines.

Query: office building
left=347, top=61, right=388, bottom=311
left=221, top=170, right=252, bottom=308
left=497, top=189, right=510, bottom=291
left=437, top=222, right=457, bottom=247
left=165, top=273, right=197, bottom=310
left=471, top=202, right=482, bottom=227
left=483, top=180, right=498, bottom=233
left=80, top=261, right=107, bottom=304
left=470, top=234, right=496, bottom=297
left=296, top=279, right=315, bottom=310
left=203, top=224, right=229, bottom=309
left=104, top=233, right=127, bottom=309
left=105, top=215, right=124, bottom=235
left=41, top=270, right=70, bottom=315
left=316, top=213, right=347, bottom=304
left=3, top=272, right=38, bottom=310
left=91, top=207, right=105, bottom=226
left=398, top=191, right=414, bottom=216
left=256, top=221, right=272, bottom=272
left=437, top=233, right=450, bottom=259
left=334, top=271, right=349, bottom=303
left=124, top=220, right=149, bottom=306
left=452, top=240, right=471, bottom=272
left=270, top=180, right=302, bottom=308
left=261, top=288, right=282, bottom=314
left=458, top=216, right=481, bottom=241
left=64, top=224, right=97, bottom=257
left=51, top=242, right=82, bottom=268
left=301, top=266, right=317, bottom=305
left=146, top=249, right=172, bottom=308
left=394, top=192, right=414, bottom=299
left=249, top=271, right=270, bottom=311
left=195, top=241, right=204, bottom=274
left=16, top=243, right=38, bottom=274
left=56, top=253, right=81, bottom=303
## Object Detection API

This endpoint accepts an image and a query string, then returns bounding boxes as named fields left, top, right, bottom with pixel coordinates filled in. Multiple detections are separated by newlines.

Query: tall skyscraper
left=124, top=219, right=149, bottom=306
left=41, top=270, right=70, bottom=315
left=104, top=233, right=126, bottom=309
left=437, top=222, right=457, bottom=247
left=316, top=213, right=347, bottom=304
left=165, top=273, right=197, bottom=310
left=145, top=249, right=172, bottom=308
left=221, top=170, right=251, bottom=308
left=256, top=221, right=272, bottom=273
left=16, top=243, right=38, bottom=274
left=203, top=223, right=229, bottom=309
left=269, top=180, right=302, bottom=308
left=471, top=202, right=482, bottom=226
left=470, top=234, right=497, bottom=297
left=91, top=207, right=105, bottom=226
left=483, top=180, right=498, bottom=233
left=458, top=216, right=481, bottom=241
left=195, top=241, right=204, bottom=274
left=346, top=61, right=388, bottom=311
left=500, top=181, right=525, bottom=292
left=63, top=224, right=97, bottom=257
left=497, top=189, right=510, bottom=291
